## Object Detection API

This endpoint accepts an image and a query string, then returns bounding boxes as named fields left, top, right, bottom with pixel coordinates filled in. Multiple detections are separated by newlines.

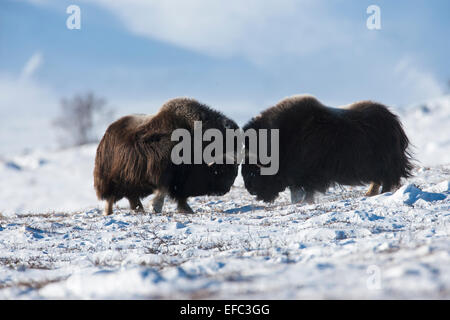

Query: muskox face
left=205, top=118, right=240, bottom=195
left=241, top=157, right=284, bottom=203
left=207, top=161, right=239, bottom=195
left=168, top=106, right=241, bottom=198
left=241, top=116, right=285, bottom=202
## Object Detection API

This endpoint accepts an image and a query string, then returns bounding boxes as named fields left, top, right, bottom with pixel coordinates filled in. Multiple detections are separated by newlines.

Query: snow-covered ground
left=399, top=95, right=450, bottom=166
left=0, top=96, right=449, bottom=299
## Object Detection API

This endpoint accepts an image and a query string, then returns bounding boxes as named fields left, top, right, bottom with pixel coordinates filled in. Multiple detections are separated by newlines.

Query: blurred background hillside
left=0, top=1, right=449, bottom=215
left=1, top=0, right=449, bottom=157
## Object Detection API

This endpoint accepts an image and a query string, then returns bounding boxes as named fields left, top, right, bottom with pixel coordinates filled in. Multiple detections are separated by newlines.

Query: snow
left=0, top=145, right=98, bottom=215
left=399, top=95, right=450, bottom=166
left=0, top=96, right=449, bottom=299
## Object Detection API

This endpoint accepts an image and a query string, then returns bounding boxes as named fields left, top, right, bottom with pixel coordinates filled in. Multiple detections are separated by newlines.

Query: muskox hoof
left=381, top=183, right=399, bottom=194
left=177, top=206, right=194, bottom=214
left=304, top=192, right=315, bottom=204
left=176, top=199, right=194, bottom=214
left=152, top=191, right=165, bottom=213
left=104, top=199, right=114, bottom=216
left=128, top=197, right=145, bottom=213
left=365, top=182, right=381, bottom=196
left=152, top=204, right=163, bottom=214
left=133, top=207, right=145, bottom=214
left=290, top=187, right=315, bottom=204
left=290, top=186, right=305, bottom=204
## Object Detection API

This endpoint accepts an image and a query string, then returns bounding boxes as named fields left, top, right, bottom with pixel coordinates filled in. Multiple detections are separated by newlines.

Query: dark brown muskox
left=241, top=95, right=413, bottom=204
left=94, top=97, right=239, bottom=215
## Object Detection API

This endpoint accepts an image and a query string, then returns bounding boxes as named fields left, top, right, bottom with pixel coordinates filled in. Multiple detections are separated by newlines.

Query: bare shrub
left=53, top=92, right=114, bottom=147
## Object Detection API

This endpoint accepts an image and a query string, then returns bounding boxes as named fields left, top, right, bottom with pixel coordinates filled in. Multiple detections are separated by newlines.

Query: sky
left=0, top=0, right=449, bottom=154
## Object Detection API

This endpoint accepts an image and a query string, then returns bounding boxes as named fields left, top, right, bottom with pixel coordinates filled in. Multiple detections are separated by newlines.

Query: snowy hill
left=0, top=165, right=448, bottom=299
left=0, top=96, right=449, bottom=299
left=0, top=145, right=98, bottom=216
left=399, top=95, right=450, bottom=166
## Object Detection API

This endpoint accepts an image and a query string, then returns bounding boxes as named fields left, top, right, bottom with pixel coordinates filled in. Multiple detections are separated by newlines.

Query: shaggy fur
left=94, top=97, right=239, bottom=215
left=241, top=95, right=413, bottom=203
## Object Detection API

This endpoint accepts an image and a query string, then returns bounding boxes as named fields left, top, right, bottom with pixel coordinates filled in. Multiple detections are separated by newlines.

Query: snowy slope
left=0, top=167, right=448, bottom=299
left=0, top=96, right=449, bottom=299
left=399, top=94, right=450, bottom=166
left=0, top=145, right=98, bottom=216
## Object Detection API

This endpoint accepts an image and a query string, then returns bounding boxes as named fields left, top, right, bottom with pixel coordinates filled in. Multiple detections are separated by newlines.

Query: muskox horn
left=207, top=152, right=239, bottom=166
left=245, top=151, right=271, bottom=168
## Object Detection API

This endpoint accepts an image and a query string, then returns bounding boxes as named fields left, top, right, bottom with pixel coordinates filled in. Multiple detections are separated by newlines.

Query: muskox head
left=241, top=117, right=284, bottom=202
left=241, top=156, right=285, bottom=203
left=199, top=117, right=241, bottom=196
left=163, top=98, right=241, bottom=199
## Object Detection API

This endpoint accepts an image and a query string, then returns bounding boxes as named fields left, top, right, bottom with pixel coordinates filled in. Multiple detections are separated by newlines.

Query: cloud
left=20, top=52, right=43, bottom=80
left=20, top=0, right=49, bottom=5
left=89, top=0, right=349, bottom=63
left=0, top=53, right=58, bottom=154
left=394, top=57, right=444, bottom=104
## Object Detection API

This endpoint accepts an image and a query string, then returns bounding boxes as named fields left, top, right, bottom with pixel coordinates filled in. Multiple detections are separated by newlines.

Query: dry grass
left=0, top=277, right=68, bottom=290
left=0, top=256, right=57, bottom=270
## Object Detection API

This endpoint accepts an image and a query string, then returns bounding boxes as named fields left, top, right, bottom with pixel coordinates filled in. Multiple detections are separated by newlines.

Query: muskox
left=94, top=97, right=239, bottom=215
left=241, top=95, right=413, bottom=203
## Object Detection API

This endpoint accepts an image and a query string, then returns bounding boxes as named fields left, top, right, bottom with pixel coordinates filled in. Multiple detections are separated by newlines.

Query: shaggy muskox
left=241, top=95, right=413, bottom=203
left=94, top=98, right=239, bottom=215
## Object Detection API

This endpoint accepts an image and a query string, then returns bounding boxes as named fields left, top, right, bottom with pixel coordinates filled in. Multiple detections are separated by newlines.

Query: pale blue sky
left=0, top=0, right=449, bottom=153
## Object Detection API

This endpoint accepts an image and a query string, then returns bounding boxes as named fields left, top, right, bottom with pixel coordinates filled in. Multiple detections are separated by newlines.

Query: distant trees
left=53, top=92, right=114, bottom=147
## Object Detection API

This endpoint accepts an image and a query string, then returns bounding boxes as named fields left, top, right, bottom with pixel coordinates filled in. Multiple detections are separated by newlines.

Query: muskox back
left=241, top=95, right=413, bottom=203
left=94, top=98, right=239, bottom=215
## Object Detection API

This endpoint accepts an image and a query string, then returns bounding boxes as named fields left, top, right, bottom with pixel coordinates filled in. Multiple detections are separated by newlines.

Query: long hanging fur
left=241, top=95, right=413, bottom=202
left=94, top=97, right=239, bottom=214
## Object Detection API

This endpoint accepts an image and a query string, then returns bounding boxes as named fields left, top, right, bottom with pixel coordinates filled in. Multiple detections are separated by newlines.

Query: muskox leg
left=304, top=191, right=315, bottom=204
left=152, top=190, right=165, bottom=213
left=290, top=187, right=315, bottom=204
left=290, top=186, right=305, bottom=204
left=365, top=182, right=381, bottom=196
left=104, top=198, right=115, bottom=216
left=176, top=198, right=194, bottom=214
left=128, top=197, right=144, bottom=213
left=381, top=183, right=393, bottom=194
